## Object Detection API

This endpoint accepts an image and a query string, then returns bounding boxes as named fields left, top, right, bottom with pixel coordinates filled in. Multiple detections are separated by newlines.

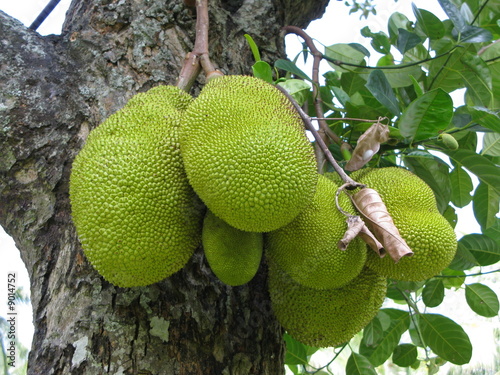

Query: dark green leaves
left=365, top=70, right=400, bottom=116
left=419, top=314, right=472, bottom=365
left=459, top=234, right=500, bottom=266
left=422, top=279, right=445, bottom=308
left=398, top=89, right=453, bottom=142
left=346, top=353, right=377, bottom=375
left=465, top=283, right=499, bottom=317
left=412, top=5, right=445, bottom=40
left=392, top=344, right=418, bottom=367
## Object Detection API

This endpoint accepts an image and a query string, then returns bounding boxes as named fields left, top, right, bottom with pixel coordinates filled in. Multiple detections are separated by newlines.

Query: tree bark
left=0, top=0, right=329, bottom=373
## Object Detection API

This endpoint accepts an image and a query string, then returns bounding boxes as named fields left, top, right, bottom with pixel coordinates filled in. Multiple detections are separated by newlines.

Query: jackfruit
left=180, top=75, right=318, bottom=232
left=351, top=167, right=457, bottom=281
left=70, top=86, right=204, bottom=287
left=202, top=210, right=263, bottom=286
left=268, top=260, right=387, bottom=348
left=266, top=174, right=367, bottom=289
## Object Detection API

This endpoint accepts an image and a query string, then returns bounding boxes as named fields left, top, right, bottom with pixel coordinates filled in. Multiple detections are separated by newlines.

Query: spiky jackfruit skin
left=266, top=174, right=367, bottom=289
left=352, top=167, right=457, bottom=281
left=202, top=210, right=263, bottom=286
left=268, top=261, right=387, bottom=348
left=180, top=75, right=318, bottom=232
left=70, top=86, right=204, bottom=287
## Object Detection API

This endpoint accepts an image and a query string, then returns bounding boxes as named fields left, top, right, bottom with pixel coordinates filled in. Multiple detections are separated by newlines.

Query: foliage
left=249, top=0, right=499, bottom=372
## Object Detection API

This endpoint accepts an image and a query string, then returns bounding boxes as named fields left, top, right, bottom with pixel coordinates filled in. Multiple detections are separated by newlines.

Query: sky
left=0, top=0, right=498, bottom=373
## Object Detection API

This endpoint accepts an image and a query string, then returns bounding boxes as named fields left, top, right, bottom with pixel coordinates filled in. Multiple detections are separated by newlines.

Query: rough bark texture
left=0, top=0, right=329, bottom=373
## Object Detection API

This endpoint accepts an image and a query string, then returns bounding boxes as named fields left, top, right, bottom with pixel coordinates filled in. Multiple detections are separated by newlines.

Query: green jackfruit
left=202, top=210, right=263, bottom=286
left=180, top=75, right=318, bottom=232
left=266, top=174, right=367, bottom=289
left=70, top=86, right=204, bottom=287
left=352, top=167, right=457, bottom=281
left=268, top=260, right=387, bottom=348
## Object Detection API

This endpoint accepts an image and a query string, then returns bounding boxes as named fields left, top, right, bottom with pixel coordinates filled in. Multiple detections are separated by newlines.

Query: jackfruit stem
left=176, top=0, right=222, bottom=91
left=275, top=84, right=361, bottom=189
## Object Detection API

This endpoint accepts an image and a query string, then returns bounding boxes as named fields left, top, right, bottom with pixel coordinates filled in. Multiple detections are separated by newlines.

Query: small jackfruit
left=352, top=167, right=457, bottom=281
left=202, top=210, right=263, bottom=286
left=180, top=75, right=318, bottom=232
left=266, top=174, right=367, bottom=289
left=268, top=260, right=387, bottom=348
left=70, top=86, right=204, bottom=287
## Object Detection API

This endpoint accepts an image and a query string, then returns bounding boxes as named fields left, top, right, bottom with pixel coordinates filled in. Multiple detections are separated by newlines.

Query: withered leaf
left=338, top=215, right=385, bottom=257
left=345, top=121, right=390, bottom=171
left=350, top=187, right=413, bottom=262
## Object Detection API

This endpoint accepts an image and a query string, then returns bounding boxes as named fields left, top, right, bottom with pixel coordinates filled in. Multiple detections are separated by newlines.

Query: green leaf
left=396, top=29, right=423, bottom=54
left=363, top=315, right=384, bottom=347
left=484, top=219, right=500, bottom=245
left=365, top=70, right=400, bottom=116
left=482, top=132, right=500, bottom=157
left=274, top=59, right=310, bottom=81
left=459, top=25, right=493, bottom=43
left=422, top=279, right=445, bottom=308
left=465, top=283, right=499, bottom=317
left=361, top=26, right=391, bottom=54
left=284, top=333, right=308, bottom=366
left=461, top=53, right=493, bottom=107
left=419, top=313, right=472, bottom=365
left=278, top=79, right=311, bottom=106
left=441, top=268, right=466, bottom=289
left=378, top=64, right=423, bottom=88
left=442, top=204, right=458, bottom=228
left=346, top=352, right=377, bottom=375
left=448, top=242, right=479, bottom=271
left=473, top=182, right=500, bottom=230
left=403, top=153, right=451, bottom=213
left=459, top=234, right=500, bottom=266
left=251, top=61, right=273, bottom=83
left=398, top=89, right=453, bottom=142
left=444, top=149, right=500, bottom=196
left=244, top=34, right=261, bottom=62
left=413, top=5, right=445, bottom=39
left=449, top=167, right=473, bottom=208
left=359, top=309, right=410, bottom=366
left=325, top=43, right=366, bottom=72
left=438, top=0, right=468, bottom=32
left=466, top=107, right=500, bottom=133
left=388, top=12, right=411, bottom=43
left=392, top=344, right=418, bottom=367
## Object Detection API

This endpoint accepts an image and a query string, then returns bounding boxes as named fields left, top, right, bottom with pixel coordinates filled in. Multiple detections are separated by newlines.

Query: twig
left=176, top=0, right=222, bottom=91
left=275, top=85, right=360, bottom=187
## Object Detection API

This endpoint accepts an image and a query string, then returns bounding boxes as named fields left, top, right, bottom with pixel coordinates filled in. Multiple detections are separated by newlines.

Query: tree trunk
left=0, top=0, right=329, bottom=373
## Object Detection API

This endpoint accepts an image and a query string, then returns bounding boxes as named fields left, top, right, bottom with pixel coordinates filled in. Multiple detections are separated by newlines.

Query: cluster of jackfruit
left=69, top=75, right=457, bottom=348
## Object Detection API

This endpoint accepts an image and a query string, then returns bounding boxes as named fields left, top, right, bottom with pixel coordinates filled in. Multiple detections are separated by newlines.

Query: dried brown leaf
left=345, top=122, right=390, bottom=171
left=359, top=224, right=385, bottom=257
left=338, top=216, right=364, bottom=250
left=351, top=187, right=413, bottom=262
left=338, top=216, right=385, bottom=256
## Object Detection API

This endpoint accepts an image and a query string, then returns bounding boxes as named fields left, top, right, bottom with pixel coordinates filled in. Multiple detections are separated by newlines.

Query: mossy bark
left=0, top=0, right=329, bottom=373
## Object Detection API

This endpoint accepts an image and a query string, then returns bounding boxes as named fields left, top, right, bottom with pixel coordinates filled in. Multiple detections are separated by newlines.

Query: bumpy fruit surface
left=266, top=174, right=367, bottom=289
left=180, top=75, right=318, bottom=232
left=70, top=86, right=204, bottom=287
left=351, top=167, right=457, bottom=281
left=268, top=260, right=387, bottom=348
left=202, top=210, right=263, bottom=286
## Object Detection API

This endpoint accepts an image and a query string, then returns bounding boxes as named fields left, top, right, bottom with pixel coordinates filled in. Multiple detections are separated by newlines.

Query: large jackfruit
left=70, top=86, right=204, bottom=287
left=351, top=167, right=457, bottom=281
left=180, top=75, right=318, bottom=232
left=266, top=174, right=367, bottom=289
left=268, top=260, right=387, bottom=348
left=202, top=210, right=263, bottom=286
